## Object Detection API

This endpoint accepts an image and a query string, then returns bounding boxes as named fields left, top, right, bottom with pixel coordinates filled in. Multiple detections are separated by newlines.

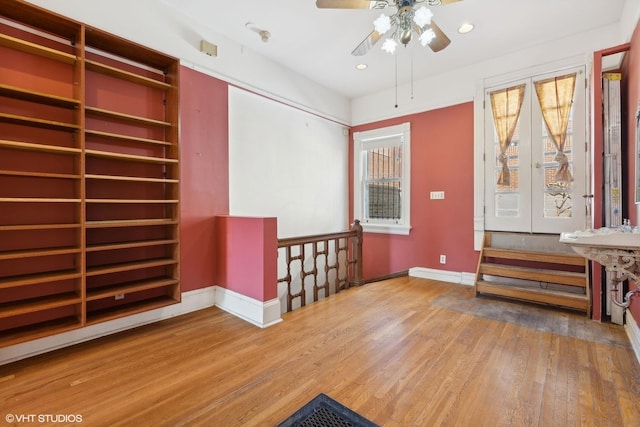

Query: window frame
left=353, top=122, right=411, bottom=235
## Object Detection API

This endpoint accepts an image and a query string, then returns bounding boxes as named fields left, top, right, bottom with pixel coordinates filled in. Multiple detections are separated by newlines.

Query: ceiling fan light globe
left=381, top=38, right=398, bottom=54
left=413, top=6, right=433, bottom=28
left=419, top=28, right=436, bottom=46
left=373, top=14, right=392, bottom=34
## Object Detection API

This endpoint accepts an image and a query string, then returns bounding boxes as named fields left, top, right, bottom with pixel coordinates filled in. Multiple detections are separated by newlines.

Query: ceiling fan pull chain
left=395, top=52, right=399, bottom=108
left=411, top=48, right=414, bottom=100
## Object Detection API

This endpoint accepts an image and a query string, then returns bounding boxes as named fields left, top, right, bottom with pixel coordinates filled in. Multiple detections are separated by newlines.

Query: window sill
left=361, top=223, right=411, bottom=235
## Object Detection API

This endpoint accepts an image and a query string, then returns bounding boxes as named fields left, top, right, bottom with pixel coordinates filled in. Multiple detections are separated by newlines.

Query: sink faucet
left=620, top=218, right=632, bottom=233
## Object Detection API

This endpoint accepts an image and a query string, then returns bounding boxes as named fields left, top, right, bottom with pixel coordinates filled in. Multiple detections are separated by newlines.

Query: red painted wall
left=215, top=216, right=278, bottom=301
left=350, top=102, right=477, bottom=280
left=622, top=20, right=640, bottom=327
left=179, top=67, right=230, bottom=291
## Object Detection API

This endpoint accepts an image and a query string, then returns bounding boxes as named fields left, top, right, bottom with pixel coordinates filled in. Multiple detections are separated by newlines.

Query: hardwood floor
left=1, top=277, right=639, bottom=426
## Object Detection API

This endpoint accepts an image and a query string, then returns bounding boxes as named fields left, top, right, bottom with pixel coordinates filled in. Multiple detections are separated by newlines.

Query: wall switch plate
left=430, top=191, right=445, bottom=200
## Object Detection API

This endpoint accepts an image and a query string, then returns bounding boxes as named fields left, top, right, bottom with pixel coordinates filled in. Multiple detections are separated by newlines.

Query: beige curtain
left=490, top=84, right=526, bottom=186
left=534, top=73, right=577, bottom=183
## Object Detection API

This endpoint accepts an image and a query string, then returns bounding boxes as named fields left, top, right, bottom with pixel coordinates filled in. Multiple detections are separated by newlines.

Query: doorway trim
left=473, top=55, right=592, bottom=250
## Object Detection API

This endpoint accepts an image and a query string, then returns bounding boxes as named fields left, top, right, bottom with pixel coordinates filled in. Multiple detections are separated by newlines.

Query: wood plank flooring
left=1, top=277, right=639, bottom=426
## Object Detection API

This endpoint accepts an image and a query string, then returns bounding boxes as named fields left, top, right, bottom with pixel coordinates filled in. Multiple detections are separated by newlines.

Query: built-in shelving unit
left=0, top=32, right=77, bottom=63
left=0, top=0, right=180, bottom=347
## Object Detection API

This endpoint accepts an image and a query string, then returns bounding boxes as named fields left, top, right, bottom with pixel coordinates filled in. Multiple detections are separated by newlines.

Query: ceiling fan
left=316, top=0, right=463, bottom=55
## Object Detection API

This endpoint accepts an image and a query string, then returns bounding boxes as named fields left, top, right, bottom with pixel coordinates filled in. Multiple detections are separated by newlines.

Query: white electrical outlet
left=115, top=294, right=125, bottom=301
left=430, top=191, right=445, bottom=200
left=439, top=255, right=446, bottom=264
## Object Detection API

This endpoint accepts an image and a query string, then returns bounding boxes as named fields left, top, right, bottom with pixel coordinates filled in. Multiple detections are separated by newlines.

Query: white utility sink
left=560, top=228, right=640, bottom=307
left=560, top=228, right=640, bottom=251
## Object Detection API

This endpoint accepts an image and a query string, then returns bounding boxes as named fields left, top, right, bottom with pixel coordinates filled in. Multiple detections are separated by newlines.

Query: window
left=354, top=122, right=411, bottom=235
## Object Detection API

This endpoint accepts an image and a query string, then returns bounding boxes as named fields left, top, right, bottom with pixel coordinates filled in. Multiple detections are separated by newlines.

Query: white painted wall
left=25, top=0, right=351, bottom=125
left=228, top=87, right=349, bottom=238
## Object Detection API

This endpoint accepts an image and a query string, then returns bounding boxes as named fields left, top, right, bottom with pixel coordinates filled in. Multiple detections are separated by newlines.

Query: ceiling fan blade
left=424, top=21, right=450, bottom=52
left=315, top=0, right=376, bottom=9
left=351, top=30, right=383, bottom=56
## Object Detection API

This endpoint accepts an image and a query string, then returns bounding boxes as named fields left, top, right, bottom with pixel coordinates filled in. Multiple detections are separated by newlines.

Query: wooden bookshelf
left=0, top=139, right=82, bottom=154
left=82, top=4, right=180, bottom=331
left=85, top=130, right=172, bottom=147
left=85, top=59, right=171, bottom=89
left=0, top=270, right=83, bottom=289
left=0, top=84, right=81, bottom=108
left=0, top=0, right=180, bottom=347
left=0, top=32, right=77, bottom=63
left=85, top=106, right=172, bottom=127
left=85, top=149, right=179, bottom=164
left=0, top=112, right=81, bottom=131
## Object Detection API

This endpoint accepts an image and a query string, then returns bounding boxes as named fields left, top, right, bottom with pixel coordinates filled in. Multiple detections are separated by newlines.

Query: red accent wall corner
left=179, top=66, right=230, bottom=292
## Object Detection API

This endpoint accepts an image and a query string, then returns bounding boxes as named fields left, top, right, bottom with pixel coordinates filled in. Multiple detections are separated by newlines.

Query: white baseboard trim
left=625, top=309, right=640, bottom=367
left=1, top=285, right=282, bottom=366
left=214, top=286, right=282, bottom=329
left=409, top=267, right=475, bottom=286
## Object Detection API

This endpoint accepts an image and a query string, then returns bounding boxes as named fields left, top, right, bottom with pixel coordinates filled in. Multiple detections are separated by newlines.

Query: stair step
left=476, top=280, right=589, bottom=311
left=478, top=263, right=587, bottom=287
left=474, top=232, right=591, bottom=315
left=482, top=247, right=585, bottom=266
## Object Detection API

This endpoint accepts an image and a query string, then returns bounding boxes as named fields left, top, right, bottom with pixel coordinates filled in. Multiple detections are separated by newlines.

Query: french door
left=484, top=67, right=586, bottom=234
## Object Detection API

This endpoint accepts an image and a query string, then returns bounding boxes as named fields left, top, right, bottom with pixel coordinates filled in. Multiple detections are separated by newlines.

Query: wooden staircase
left=475, top=232, right=591, bottom=314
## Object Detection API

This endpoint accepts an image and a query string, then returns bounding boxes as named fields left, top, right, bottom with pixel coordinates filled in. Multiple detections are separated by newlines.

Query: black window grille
left=365, top=145, right=402, bottom=220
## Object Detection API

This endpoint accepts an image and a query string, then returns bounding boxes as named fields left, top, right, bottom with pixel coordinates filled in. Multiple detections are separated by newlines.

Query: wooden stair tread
left=475, top=232, right=590, bottom=314
left=476, top=280, right=589, bottom=310
left=476, top=280, right=587, bottom=299
left=478, top=263, right=587, bottom=287
left=482, top=247, right=585, bottom=266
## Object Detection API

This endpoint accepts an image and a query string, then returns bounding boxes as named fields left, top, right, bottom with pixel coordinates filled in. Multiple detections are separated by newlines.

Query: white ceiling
left=160, top=0, right=628, bottom=100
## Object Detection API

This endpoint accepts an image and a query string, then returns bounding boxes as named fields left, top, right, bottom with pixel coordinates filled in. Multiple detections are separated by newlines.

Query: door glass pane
left=494, top=123, right=520, bottom=217
left=542, top=107, right=573, bottom=218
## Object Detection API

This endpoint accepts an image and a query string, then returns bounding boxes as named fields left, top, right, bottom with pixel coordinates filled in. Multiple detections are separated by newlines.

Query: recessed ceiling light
left=356, top=63, right=368, bottom=70
left=458, top=23, right=474, bottom=34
